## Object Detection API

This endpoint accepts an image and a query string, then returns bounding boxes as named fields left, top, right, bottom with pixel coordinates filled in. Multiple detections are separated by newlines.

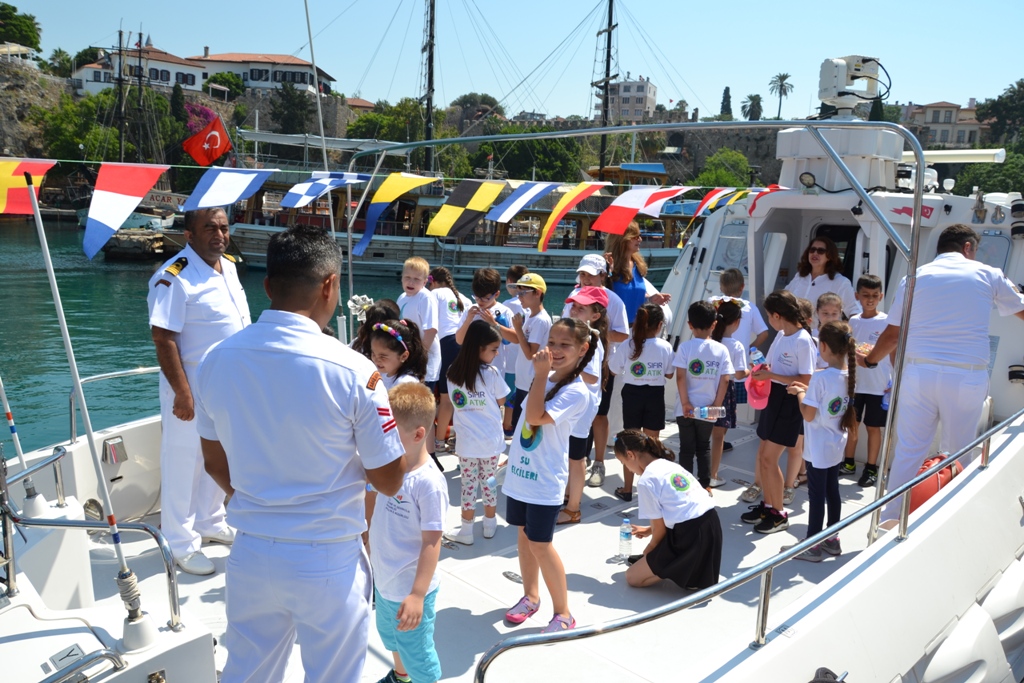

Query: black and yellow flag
left=426, top=180, right=506, bottom=238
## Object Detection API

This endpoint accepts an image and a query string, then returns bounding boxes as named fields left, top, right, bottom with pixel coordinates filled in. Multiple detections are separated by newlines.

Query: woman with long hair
left=604, top=222, right=671, bottom=326
left=785, top=236, right=861, bottom=316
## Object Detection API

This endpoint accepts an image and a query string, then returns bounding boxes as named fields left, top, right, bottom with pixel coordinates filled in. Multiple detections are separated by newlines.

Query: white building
left=71, top=44, right=205, bottom=96
left=593, top=74, right=658, bottom=124
left=187, top=49, right=335, bottom=96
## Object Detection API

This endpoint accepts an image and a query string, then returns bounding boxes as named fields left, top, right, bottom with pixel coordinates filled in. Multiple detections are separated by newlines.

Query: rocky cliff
left=0, top=60, right=72, bottom=157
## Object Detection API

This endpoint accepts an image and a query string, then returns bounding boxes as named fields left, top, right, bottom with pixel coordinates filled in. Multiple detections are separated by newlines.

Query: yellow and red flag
left=0, top=158, right=58, bottom=214
left=537, top=182, right=610, bottom=252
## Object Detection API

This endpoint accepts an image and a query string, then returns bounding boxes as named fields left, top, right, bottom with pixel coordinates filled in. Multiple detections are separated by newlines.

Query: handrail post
left=68, top=389, right=77, bottom=444
left=1, top=460, right=18, bottom=597
left=897, top=491, right=913, bottom=541
left=980, top=437, right=992, bottom=469
left=750, top=566, right=773, bottom=649
left=52, top=446, right=67, bottom=508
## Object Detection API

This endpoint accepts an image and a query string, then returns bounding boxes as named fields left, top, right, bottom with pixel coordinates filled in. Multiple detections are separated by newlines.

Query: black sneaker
left=740, top=502, right=766, bottom=524
left=723, top=441, right=734, bottom=452
left=754, top=508, right=789, bottom=534
left=839, top=460, right=856, bottom=475
left=857, top=467, right=877, bottom=487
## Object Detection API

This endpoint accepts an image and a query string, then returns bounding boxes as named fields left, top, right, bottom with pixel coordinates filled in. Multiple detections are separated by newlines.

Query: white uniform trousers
left=159, top=372, right=228, bottom=558
left=881, top=363, right=988, bottom=521
left=221, top=533, right=371, bottom=683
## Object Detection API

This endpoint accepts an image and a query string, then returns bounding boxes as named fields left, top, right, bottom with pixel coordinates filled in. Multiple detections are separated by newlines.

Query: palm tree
left=769, top=73, right=795, bottom=119
left=741, top=94, right=763, bottom=121
left=47, top=48, right=72, bottom=78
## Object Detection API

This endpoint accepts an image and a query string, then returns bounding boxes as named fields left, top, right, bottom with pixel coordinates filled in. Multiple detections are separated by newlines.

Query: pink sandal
left=541, top=614, right=576, bottom=633
left=505, top=596, right=540, bottom=624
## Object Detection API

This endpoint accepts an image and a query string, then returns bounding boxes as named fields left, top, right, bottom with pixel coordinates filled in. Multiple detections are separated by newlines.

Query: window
left=131, top=66, right=142, bottom=77
left=636, top=96, right=643, bottom=105
left=621, top=96, right=629, bottom=104
left=103, top=72, right=112, bottom=82
left=635, top=109, right=642, bottom=116
left=968, top=130, right=976, bottom=143
left=944, top=110, right=952, bottom=123
left=931, top=110, right=940, bottom=123
left=175, top=72, right=184, bottom=83
left=621, top=108, right=628, bottom=115
left=957, top=130, right=965, bottom=143
left=623, top=85, right=631, bottom=92
left=636, top=85, right=644, bottom=93
left=977, top=233, right=1011, bottom=271
left=92, top=70, right=101, bottom=82
left=940, top=130, right=949, bottom=142
left=149, top=67, right=159, bottom=80
left=273, top=71, right=282, bottom=82
left=187, top=74, right=196, bottom=86
left=160, top=69, right=170, bottom=82
left=203, top=72, right=209, bottom=80
left=610, top=97, right=616, bottom=104
left=250, top=68, right=261, bottom=80
left=929, top=130, right=937, bottom=142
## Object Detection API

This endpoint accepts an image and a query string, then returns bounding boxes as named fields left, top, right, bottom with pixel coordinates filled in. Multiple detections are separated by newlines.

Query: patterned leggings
left=459, top=455, right=499, bottom=511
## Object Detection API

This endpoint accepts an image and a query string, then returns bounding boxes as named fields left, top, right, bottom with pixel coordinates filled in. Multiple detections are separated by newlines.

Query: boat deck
left=92, top=417, right=878, bottom=682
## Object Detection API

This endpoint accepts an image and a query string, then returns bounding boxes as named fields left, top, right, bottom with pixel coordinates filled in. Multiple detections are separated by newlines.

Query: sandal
left=796, top=471, right=808, bottom=487
left=541, top=614, right=576, bottom=633
left=740, top=483, right=762, bottom=503
left=505, top=596, right=540, bottom=624
left=556, top=508, right=581, bottom=525
left=614, top=487, right=633, bottom=502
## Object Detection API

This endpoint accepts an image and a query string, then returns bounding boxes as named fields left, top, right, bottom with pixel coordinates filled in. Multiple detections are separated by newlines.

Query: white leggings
left=459, top=455, right=499, bottom=511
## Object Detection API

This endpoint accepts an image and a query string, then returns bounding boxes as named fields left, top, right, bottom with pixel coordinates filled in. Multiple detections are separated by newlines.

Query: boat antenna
left=422, top=0, right=436, bottom=173
left=0, top=373, right=49, bottom=517
left=595, top=0, right=616, bottom=181
left=24, top=173, right=157, bottom=649
left=303, top=0, right=335, bottom=237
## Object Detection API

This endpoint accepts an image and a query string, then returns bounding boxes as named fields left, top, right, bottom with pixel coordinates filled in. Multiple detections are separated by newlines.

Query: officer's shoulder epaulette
left=164, top=256, right=188, bottom=277
left=224, top=253, right=242, bottom=264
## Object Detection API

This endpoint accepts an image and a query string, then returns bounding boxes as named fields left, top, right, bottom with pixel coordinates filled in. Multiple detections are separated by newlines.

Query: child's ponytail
left=818, top=321, right=858, bottom=432
left=613, top=428, right=676, bottom=461
left=711, top=300, right=742, bottom=343
left=630, top=303, right=664, bottom=360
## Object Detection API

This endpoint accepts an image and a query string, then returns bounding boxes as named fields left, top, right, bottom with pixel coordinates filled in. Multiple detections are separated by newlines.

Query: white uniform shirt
left=503, top=375, right=590, bottom=505
left=449, top=364, right=510, bottom=457
left=514, top=309, right=553, bottom=391
left=369, top=462, right=448, bottom=602
left=801, top=366, right=850, bottom=468
left=889, top=252, right=1024, bottom=367
left=382, top=372, right=421, bottom=391
left=433, top=287, right=466, bottom=338
left=786, top=271, right=862, bottom=317
left=194, top=309, right=404, bottom=541
left=765, top=328, right=817, bottom=384
left=398, top=289, right=441, bottom=382
left=849, top=313, right=891, bottom=395
left=561, top=287, right=629, bottom=339
left=502, top=296, right=524, bottom=376
left=608, top=337, right=674, bottom=387
left=571, top=339, right=604, bottom=439
left=672, top=338, right=734, bottom=415
left=736, top=298, right=768, bottom=347
left=722, top=337, right=749, bottom=382
left=638, top=458, right=715, bottom=528
left=147, top=243, right=250, bottom=371
left=458, top=301, right=513, bottom=375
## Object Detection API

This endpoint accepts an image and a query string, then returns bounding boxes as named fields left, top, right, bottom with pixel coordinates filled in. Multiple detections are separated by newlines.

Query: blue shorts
left=505, top=496, right=561, bottom=543
left=504, top=373, right=517, bottom=403
left=375, top=586, right=441, bottom=683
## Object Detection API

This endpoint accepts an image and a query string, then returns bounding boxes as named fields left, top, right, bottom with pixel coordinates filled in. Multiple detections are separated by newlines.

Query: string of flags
left=1, top=157, right=791, bottom=257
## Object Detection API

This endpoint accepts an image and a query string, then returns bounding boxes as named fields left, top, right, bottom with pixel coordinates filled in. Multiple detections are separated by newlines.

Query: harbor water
left=0, top=219, right=575, bottom=455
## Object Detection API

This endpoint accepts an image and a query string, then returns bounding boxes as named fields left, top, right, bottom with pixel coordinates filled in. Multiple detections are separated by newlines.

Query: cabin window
left=976, top=233, right=1011, bottom=272
left=160, top=69, right=170, bottom=81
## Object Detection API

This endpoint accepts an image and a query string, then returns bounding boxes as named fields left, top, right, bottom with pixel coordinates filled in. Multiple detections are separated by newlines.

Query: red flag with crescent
left=182, top=117, right=232, bottom=167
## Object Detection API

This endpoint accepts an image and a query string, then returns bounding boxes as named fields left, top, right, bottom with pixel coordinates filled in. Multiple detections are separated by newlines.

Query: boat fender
left=909, top=452, right=963, bottom=514
left=164, top=256, right=188, bottom=276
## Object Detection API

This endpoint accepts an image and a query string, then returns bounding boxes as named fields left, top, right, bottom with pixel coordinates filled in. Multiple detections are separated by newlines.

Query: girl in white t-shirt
left=369, top=320, right=427, bottom=390
left=503, top=318, right=595, bottom=635
left=709, top=300, right=748, bottom=488
left=430, top=267, right=471, bottom=454
left=785, top=321, right=856, bottom=562
left=614, top=429, right=722, bottom=590
left=443, top=320, right=509, bottom=545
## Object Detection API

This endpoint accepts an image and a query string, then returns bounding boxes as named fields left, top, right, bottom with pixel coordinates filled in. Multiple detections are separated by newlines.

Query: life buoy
left=909, top=453, right=963, bottom=514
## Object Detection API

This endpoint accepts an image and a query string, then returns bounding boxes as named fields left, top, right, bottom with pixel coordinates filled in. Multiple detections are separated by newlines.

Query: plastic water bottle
left=749, top=346, right=766, bottom=368
left=881, top=380, right=892, bottom=411
left=485, top=475, right=497, bottom=489
left=618, top=518, right=632, bottom=559
left=694, top=406, right=727, bottom=420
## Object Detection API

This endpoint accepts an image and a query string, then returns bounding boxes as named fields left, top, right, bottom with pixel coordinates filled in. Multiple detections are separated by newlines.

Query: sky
left=21, top=0, right=1022, bottom=121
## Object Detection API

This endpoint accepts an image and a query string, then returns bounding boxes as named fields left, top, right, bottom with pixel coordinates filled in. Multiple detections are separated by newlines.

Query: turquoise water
left=0, top=220, right=574, bottom=455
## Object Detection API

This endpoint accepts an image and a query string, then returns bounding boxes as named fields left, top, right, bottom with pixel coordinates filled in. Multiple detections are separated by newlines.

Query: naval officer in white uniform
left=148, top=207, right=250, bottom=575
left=195, top=225, right=407, bottom=683
left=861, top=224, right=1024, bottom=521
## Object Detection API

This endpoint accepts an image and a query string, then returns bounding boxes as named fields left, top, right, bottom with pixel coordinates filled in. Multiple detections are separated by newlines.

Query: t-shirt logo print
left=670, top=473, right=690, bottom=492
left=827, top=397, right=845, bottom=416
left=448, top=300, right=459, bottom=314
left=630, top=361, right=646, bottom=378
left=451, top=388, right=468, bottom=409
left=519, top=423, right=543, bottom=451
left=688, top=359, right=705, bottom=376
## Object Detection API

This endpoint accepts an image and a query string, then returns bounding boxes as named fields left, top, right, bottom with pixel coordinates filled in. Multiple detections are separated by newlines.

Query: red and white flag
left=592, top=186, right=693, bottom=235
left=82, top=162, right=169, bottom=259
left=183, top=117, right=232, bottom=167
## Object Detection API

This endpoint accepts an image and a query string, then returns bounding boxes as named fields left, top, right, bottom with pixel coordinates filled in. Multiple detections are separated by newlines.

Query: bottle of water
left=749, top=346, right=766, bottom=368
left=881, top=379, right=892, bottom=411
left=694, top=406, right=727, bottom=420
left=618, top=518, right=632, bottom=559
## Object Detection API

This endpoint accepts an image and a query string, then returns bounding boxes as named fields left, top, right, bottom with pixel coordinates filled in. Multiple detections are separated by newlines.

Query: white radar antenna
left=818, top=55, right=880, bottom=117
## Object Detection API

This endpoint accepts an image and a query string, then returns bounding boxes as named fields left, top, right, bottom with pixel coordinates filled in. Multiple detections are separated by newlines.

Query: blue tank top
left=612, top=263, right=647, bottom=325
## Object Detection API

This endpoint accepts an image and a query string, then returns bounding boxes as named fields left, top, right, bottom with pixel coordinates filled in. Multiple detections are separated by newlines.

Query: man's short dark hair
left=506, top=265, right=529, bottom=282
left=267, top=226, right=341, bottom=298
left=856, top=274, right=883, bottom=292
left=936, top=224, right=979, bottom=254
left=472, top=268, right=502, bottom=297
left=183, top=207, right=227, bottom=233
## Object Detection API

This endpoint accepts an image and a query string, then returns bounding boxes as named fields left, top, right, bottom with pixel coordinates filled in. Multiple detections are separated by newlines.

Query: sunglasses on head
left=807, top=246, right=828, bottom=255
left=516, top=286, right=538, bottom=293
left=475, top=291, right=498, bottom=300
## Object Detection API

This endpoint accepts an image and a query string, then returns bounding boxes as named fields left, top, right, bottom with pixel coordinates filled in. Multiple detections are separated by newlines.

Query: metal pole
left=630, top=131, right=637, bottom=163
left=597, top=0, right=614, bottom=180
left=423, top=0, right=436, bottom=172
left=0, top=372, right=31, bottom=475
left=302, top=0, right=335, bottom=237
left=116, top=30, right=125, bottom=163
left=980, top=437, right=991, bottom=469
left=751, top=566, right=773, bottom=648
left=345, top=152, right=389, bottom=340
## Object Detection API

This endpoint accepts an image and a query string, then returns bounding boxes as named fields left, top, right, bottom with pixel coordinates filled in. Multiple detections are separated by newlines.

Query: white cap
left=576, top=253, right=608, bottom=276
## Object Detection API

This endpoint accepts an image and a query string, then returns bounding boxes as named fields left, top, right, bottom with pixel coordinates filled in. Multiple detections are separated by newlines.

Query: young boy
left=842, top=274, right=891, bottom=487
left=397, top=257, right=441, bottom=387
left=718, top=268, right=768, bottom=350
left=506, top=273, right=551, bottom=432
left=502, top=265, right=529, bottom=433
left=370, top=382, right=449, bottom=683
left=672, top=300, right=734, bottom=489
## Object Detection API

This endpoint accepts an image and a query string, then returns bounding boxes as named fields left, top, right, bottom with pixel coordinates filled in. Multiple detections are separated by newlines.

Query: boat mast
left=136, top=30, right=144, bottom=163
left=422, top=0, right=435, bottom=173
left=596, top=0, right=616, bottom=181
left=116, top=29, right=125, bottom=162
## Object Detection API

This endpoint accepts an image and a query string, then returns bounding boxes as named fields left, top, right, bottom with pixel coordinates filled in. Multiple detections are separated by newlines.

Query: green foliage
left=769, top=73, right=794, bottom=119
left=232, top=103, right=249, bottom=128
left=693, top=147, right=750, bottom=188
left=72, top=47, right=100, bottom=69
left=270, top=82, right=314, bottom=134
left=720, top=87, right=732, bottom=117
left=206, top=71, right=244, bottom=99
left=882, top=104, right=902, bottom=123
left=0, top=3, right=41, bottom=50
left=977, top=80, right=1024, bottom=145
left=433, top=124, right=473, bottom=179
left=450, top=92, right=505, bottom=118
left=472, top=125, right=582, bottom=182
left=699, top=114, right=734, bottom=122
left=39, top=48, right=72, bottom=77
left=741, top=94, right=763, bottom=121
left=953, top=150, right=1024, bottom=196
left=170, top=84, right=187, bottom=123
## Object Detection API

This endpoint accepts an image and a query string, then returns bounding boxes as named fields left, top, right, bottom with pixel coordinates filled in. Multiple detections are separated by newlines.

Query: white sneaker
left=709, top=477, right=726, bottom=488
left=201, top=528, right=235, bottom=545
left=482, top=516, right=497, bottom=539
left=176, top=550, right=215, bottom=576
left=444, top=527, right=474, bottom=546
left=586, top=462, right=605, bottom=487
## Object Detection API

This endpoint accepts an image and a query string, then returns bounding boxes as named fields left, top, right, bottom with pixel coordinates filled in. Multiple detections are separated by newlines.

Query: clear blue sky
left=23, top=0, right=1021, bottom=120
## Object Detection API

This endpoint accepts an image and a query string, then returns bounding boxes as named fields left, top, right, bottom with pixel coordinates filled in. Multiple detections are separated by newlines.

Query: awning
left=235, top=130, right=407, bottom=156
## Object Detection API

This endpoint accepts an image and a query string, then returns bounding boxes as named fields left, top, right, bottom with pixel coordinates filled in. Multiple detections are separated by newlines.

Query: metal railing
left=69, top=367, right=160, bottom=443
left=474, top=405, right=1024, bottom=680
left=40, top=647, right=126, bottom=683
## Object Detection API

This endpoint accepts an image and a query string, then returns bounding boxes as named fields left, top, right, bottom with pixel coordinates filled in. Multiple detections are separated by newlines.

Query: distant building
left=512, top=111, right=547, bottom=124
left=593, top=74, right=658, bottom=124
left=71, top=44, right=204, bottom=96
left=346, top=97, right=375, bottom=114
left=188, top=48, right=335, bottom=96
left=905, top=99, right=988, bottom=149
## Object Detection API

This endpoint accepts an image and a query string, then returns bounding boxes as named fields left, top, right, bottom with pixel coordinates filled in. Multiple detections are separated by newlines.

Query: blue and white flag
left=182, top=167, right=277, bottom=212
left=485, top=181, right=560, bottom=223
left=281, top=172, right=370, bottom=209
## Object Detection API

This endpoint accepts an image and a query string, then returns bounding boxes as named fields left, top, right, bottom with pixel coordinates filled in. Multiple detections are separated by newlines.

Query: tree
left=769, top=73, right=795, bottom=119
left=41, top=48, right=72, bottom=77
left=953, top=150, right=1024, bottom=196
left=977, top=79, right=1024, bottom=148
left=232, top=103, right=249, bottom=128
left=741, top=94, right=763, bottom=121
left=270, top=82, right=313, bottom=134
left=206, top=71, right=244, bottom=100
left=72, top=47, right=100, bottom=69
left=472, top=125, right=581, bottom=182
left=882, top=104, right=903, bottom=124
left=0, top=3, right=41, bottom=50
left=720, top=87, right=732, bottom=117
left=170, top=83, right=187, bottom=123
left=654, top=103, right=666, bottom=113
left=693, top=147, right=750, bottom=188
left=450, top=92, right=505, bottom=118
left=868, top=98, right=885, bottom=122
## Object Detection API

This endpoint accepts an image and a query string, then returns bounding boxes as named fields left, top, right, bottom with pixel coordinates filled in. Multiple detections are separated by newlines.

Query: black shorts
left=597, top=374, right=615, bottom=416
left=505, top=496, right=561, bottom=543
left=620, top=383, right=666, bottom=432
left=568, top=435, right=590, bottom=461
left=436, top=334, right=461, bottom=393
left=756, top=382, right=804, bottom=448
left=854, top=393, right=888, bottom=428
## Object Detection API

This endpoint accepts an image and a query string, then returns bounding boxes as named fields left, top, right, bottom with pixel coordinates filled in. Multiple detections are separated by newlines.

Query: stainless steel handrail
left=473, top=405, right=1024, bottom=681
left=40, top=647, right=126, bottom=683
left=5, top=446, right=68, bottom=508
left=69, top=367, right=160, bottom=443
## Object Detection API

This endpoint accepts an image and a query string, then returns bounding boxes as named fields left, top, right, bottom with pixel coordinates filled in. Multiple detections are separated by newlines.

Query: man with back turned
left=194, top=225, right=407, bottom=683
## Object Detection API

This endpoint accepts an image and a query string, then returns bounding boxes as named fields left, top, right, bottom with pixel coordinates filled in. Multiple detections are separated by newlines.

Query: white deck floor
left=91, top=418, right=879, bottom=682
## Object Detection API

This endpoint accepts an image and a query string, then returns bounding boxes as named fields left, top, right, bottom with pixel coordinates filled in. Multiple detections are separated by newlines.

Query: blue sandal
left=541, top=614, right=576, bottom=633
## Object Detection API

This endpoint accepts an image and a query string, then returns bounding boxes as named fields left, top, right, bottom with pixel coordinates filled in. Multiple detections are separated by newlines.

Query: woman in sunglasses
left=785, top=236, right=861, bottom=316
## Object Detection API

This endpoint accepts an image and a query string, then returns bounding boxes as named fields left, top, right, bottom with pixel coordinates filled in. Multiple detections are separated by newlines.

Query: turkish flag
left=182, top=117, right=232, bottom=167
